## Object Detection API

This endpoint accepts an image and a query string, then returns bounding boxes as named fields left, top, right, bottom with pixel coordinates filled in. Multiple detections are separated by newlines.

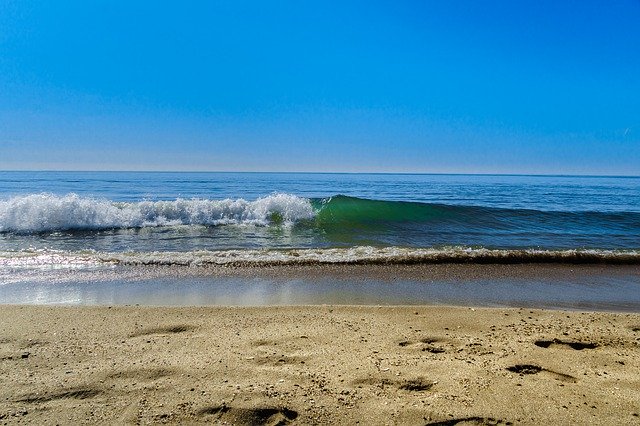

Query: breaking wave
left=0, top=193, right=315, bottom=233
left=1, top=194, right=639, bottom=252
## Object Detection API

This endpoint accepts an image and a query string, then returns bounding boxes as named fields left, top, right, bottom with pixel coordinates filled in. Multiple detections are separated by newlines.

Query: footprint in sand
left=249, top=338, right=309, bottom=367
left=506, top=364, right=576, bottom=382
left=251, top=354, right=307, bottom=367
left=16, top=387, right=102, bottom=404
left=398, top=378, right=435, bottom=391
left=129, top=324, right=194, bottom=338
left=353, top=376, right=435, bottom=392
left=198, top=404, right=298, bottom=425
left=534, top=339, right=597, bottom=350
left=506, top=364, right=542, bottom=375
left=0, top=337, right=47, bottom=361
left=425, top=416, right=513, bottom=425
left=398, top=337, right=447, bottom=353
left=105, top=367, right=174, bottom=381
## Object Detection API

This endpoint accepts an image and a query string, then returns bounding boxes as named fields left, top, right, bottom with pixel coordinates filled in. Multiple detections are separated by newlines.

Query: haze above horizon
left=1, top=1, right=639, bottom=175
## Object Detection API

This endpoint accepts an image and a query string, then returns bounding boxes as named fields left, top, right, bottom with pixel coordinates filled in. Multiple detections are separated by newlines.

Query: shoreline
left=1, top=304, right=639, bottom=424
left=2, top=263, right=639, bottom=312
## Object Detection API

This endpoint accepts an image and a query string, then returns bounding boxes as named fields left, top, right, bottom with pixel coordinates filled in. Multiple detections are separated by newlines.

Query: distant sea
left=1, top=171, right=639, bottom=308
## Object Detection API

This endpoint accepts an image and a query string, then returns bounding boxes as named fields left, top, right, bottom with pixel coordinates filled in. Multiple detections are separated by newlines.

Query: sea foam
left=0, top=193, right=315, bottom=233
left=2, top=246, right=639, bottom=269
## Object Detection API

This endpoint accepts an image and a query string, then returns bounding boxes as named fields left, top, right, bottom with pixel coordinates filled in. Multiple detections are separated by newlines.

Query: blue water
left=0, top=171, right=638, bottom=260
left=1, top=171, right=639, bottom=309
left=2, top=171, right=638, bottom=211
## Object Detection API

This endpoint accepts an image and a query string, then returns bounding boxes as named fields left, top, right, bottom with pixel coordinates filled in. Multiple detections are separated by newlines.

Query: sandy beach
left=1, top=304, right=639, bottom=425
left=3, top=0, right=640, bottom=423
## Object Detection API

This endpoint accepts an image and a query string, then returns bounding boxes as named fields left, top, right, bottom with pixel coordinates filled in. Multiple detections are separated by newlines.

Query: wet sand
left=1, top=304, right=639, bottom=425
left=2, top=263, right=640, bottom=311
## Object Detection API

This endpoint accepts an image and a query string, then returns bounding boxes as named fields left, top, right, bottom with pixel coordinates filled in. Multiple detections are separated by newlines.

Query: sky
left=0, top=0, right=639, bottom=175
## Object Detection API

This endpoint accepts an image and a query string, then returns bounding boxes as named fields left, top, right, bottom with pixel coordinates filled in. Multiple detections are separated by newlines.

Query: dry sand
left=1, top=305, right=639, bottom=425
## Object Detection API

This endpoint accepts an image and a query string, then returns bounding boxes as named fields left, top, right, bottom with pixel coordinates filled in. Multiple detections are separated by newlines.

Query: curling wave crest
left=0, top=193, right=315, bottom=233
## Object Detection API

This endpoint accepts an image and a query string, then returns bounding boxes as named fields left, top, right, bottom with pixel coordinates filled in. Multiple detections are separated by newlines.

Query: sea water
left=1, top=171, right=639, bottom=253
left=1, top=172, right=638, bottom=308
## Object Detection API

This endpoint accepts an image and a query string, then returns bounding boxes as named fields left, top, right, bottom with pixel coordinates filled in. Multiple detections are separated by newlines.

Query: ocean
left=1, top=171, right=639, bottom=308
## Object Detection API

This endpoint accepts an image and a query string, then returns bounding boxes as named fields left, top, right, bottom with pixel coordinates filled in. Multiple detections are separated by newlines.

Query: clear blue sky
left=1, top=0, right=639, bottom=174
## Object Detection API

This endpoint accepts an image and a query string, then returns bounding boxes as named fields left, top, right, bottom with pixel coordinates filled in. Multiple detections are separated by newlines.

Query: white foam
left=0, top=193, right=315, bottom=233
left=3, top=246, right=637, bottom=269
left=94, top=246, right=640, bottom=266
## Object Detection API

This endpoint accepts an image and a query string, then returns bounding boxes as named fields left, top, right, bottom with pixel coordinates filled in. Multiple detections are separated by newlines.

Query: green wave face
left=304, top=195, right=640, bottom=250
left=311, top=195, right=449, bottom=225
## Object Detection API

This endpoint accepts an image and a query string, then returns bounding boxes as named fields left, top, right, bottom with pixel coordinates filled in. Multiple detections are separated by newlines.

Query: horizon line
left=0, top=169, right=638, bottom=179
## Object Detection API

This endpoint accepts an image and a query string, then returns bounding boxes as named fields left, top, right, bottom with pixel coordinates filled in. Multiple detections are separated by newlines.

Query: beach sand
left=1, top=304, right=639, bottom=425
